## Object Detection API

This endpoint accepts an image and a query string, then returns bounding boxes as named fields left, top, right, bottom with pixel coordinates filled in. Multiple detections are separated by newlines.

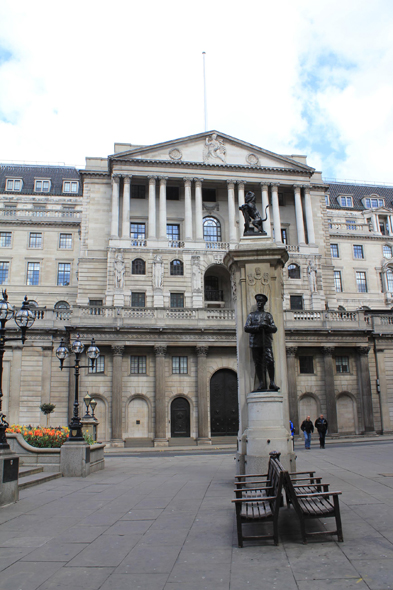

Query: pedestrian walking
left=289, top=420, right=295, bottom=450
left=300, top=416, right=314, bottom=449
left=315, top=414, right=328, bottom=449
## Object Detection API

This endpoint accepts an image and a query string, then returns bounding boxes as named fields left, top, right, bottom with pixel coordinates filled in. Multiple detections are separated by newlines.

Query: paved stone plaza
left=0, top=440, right=393, bottom=589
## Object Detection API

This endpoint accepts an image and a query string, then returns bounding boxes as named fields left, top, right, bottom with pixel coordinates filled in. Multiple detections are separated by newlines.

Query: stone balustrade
left=0, top=209, right=81, bottom=220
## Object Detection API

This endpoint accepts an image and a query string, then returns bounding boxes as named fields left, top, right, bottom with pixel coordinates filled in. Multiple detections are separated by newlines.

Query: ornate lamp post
left=0, top=290, right=35, bottom=449
left=56, top=334, right=100, bottom=441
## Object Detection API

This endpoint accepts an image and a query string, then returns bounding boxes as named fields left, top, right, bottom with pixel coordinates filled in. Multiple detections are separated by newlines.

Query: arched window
left=54, top=301, right=70, bottom=309
left=203, top=217, right=221, bottom=242
left=383, top=245, right=392, bottom=259
left=132, top=258, right=145, bottom=275
left=170, top=260, right=183, bottom=276
left=387, top=269, right=393, bottom=292
left=288, top=264, right=300, bottom=279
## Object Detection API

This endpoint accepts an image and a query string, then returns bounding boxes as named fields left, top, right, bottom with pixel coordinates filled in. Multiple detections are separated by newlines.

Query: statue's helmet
left=255, top=293, right=268, bottom=304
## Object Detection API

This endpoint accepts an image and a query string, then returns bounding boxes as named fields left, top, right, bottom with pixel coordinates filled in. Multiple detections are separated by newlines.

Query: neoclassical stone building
left=1, top=131, right=393, bottom=445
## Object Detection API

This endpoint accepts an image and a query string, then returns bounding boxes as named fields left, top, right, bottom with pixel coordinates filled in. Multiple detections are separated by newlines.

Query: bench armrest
left=232, top=495, right=277, bottom=503
left=290, top=477, right=322, bottom=482
left=235, top=473, right=268, bottom=479
left=234, top=486, right=273, bottom=492
left=296, top=491, right=342, bottom=499
left=288, top=471, right=316, bottom=476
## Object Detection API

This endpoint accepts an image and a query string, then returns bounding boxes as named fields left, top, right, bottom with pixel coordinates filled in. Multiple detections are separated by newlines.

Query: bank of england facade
left=1, top=131, right=392, bottom=445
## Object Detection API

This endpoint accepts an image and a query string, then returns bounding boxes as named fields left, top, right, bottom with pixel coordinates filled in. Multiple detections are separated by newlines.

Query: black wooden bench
left=232, top=453, right=285, bottom=547
left=284, top=472, right=344, bottom=543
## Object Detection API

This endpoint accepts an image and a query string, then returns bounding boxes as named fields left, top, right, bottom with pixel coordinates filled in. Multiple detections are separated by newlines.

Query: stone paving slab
left=0, top=442, right=393, bottom=588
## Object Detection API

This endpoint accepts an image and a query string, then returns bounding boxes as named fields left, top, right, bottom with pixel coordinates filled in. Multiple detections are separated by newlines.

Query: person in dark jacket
left=300, top=416, right=314, bottom=449
left=315, top=415, right=328, bottom=449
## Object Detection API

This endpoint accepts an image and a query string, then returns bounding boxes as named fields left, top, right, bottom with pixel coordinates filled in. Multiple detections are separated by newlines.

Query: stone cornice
left=0, top=218, right=80, bottom=227
left=80, top=170, right=110, bottom=178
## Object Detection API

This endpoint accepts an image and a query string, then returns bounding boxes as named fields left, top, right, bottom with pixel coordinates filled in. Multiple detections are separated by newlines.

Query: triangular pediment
left=109, top=131, right=314, bottom=172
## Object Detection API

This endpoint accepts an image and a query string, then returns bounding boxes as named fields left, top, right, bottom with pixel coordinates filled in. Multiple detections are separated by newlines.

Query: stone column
left=356, top=346, right=375, bottom=432
left=41, top=346, right=52, bottom=409
left=195, top=179, right=203, bottom=240
left=238, top=181, right=245, bottom=238
left=294, top=185, right=306, bottom=245
left=122, top=175, right=131, bottom=238
left=371, top=213, right=378, bottom=233
left=261, top=184, right=271, bottom=237
left=322, top=347, right=338, bottom=434
left=227, top=180, right=237, bottom=243
left=154, top=345, right=168, bottom=446
left=111, top=345, right=124, bottom=445
left=158, top=177, right=168, bottom=240
left=196, top=346, right=210, bottom=444
left=184, top=178, right=193, bottom=240
left=303, top=186, right=316, bottom=244
left=286, top=347, right=299, bottom=432
left=271, top=184, right=282, bottom=243
left=374, top=346, right=392, bottom=433
left=111, top=175, right=120, bottom=237
left=148, top=176, right=157, bottom=240
left=9, top=345, right=22, bottom=424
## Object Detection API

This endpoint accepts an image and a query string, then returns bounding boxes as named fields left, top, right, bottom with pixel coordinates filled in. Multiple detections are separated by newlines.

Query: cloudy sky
left=0, top=0, right=392, bottom=183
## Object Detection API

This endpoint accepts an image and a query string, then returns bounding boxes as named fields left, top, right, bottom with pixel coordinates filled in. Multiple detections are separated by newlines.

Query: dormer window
left=34, top=180, right=50, bottom=192
left=6, top=179, right=22, bottom=192
left=63, top=180, right=79, bottom=193
left=364, top=197, right=384, bottom=208
left=339, top=196, right=353, bottom=208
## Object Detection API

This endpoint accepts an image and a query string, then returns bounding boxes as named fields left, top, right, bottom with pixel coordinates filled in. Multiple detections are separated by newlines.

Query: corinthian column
left=111, top=175, right=120, bottom=237
left=261, top=183, right=271, bottom=237
left=227, top=180, right=237, bottom=242
left=195, top=179, right=203, bottom=241
left=122, top=175, right=131, bottom=238
left=196, top=346, right=210, bottom=443
left=294, top=185, right=306, bottom=245
left=322, top=347, right=338, bottom=434
left=238, top=181, right=245, bottom=238
left=357, top=347, right=374, bottom=432
left=271, top=184, right=282, bottom=243
left=184, top=178, right=193, bottom=240
left=111, top=345, right=124, bottom=444
left=303, top=186, right=315, bottom=244
left=158, top=177, right=168, bottom=240
left=154, top=345, right=168, bottom=445
left=286, top=347, right=299, bottom=432
left=148, top=176, right=157, bottom=239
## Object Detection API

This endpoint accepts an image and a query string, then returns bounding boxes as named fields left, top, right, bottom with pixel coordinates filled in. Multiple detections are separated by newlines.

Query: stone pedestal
left=113, top=292, right=125, bottom=307
left=224, top=239, right=295, bottom=475
left=0, top=447, right=19, bottom=506
left=153, top=289, right=164, bottom=308
left=81, top=417, right=99, bottom=441
left=60, top=441, right=90, bottom=477
left=310, top=291, right=324, bottom=310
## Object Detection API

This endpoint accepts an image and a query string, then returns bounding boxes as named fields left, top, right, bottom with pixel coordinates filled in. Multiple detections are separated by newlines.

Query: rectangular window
left=356, top=272, right=367, bottom=293
left=130, top=223, right=146, bottom=241
left=334, top=271, right=343, bottom=292
left=336, top=356, right=349, bottom=373
left=172, top=356, right=188, bottom=374
left=29, top=232, right=42, bottom=248
left=166, top=186, right=180, bottom=200
left=380, top=222, right=387, bottom=235
left=325, top=194, right=330, bottom=206
left=88, top=355, right=105, bottom=373
left=330, top=244, right=339, bottom=258
left=202, top=188, right=216, bottom=202
left=387, top=271, right=393, bottom=292
left=290, top=295, right=303, bottom=310
left=281, top=228, right=288, bottom=244
left=340, top=196, right=353, bottom=207
left=167, top=224, right=180, bottom=241
left=131, top=185, right=146, bottom=199
left=299, top=356, right=314, bottom=374
left=89, top=299, right=103, bottom=315
left=0, top=233, right=11, bottom=248
left=0, top=262, right=9, bottom=284
left=57, top=263, right=71, bottom=286
left=170, top=293, right=184, bottom=308
left=353, top=245, right=364, bottom=259
left=130, top=356, right=146, bottom=374
left=346, top=219, right=357, bottom=230
left=59, top=233, right=72, bottom=249
left=27, top=262, right=40, bottom=286
left=63, top=181, right=79, bottom=193
left=131, top=292, right=145, bottom=307
left=6, top=179, right=22, bottom=191
left=34, top=180, right=50, bottom=192
left=365, top=198, right=384, bottom=208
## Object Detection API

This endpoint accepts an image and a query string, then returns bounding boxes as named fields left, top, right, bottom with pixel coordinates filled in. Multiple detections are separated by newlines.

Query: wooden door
left=210, top=369, right=239, bottom=436
left=171, top=397, right=190, bottom=437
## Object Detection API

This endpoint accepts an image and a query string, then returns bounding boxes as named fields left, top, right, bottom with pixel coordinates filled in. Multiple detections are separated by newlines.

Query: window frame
left=353, top=245, right=364, bottom=259
left=88, top=355, right=105, bottom=374
left=131, top=292, right=146, bottom=308
left=5, top=178, right=22, bottom=192
left=172, top=356, right=188, bottom=374
left=203, top=217, right=222, bottom=242
left=131, top=185, right=146, bottom=199
left=130, top=222, right=146, bottom=241
left=27, top=262, right=40, bottom=286
left=330, top=244, right=339, bottom=258
left=335, top=356, right=350, bottom=374
left=130, top=355, right=147, bottom=374
left=167, top=224, right=180, bottom=241
left=356, top=271, right=367, bottom=293
left=299, top=356, right=314, bottom=374
left=34, top=179, right=51, bottom=193
left=0, top=262, right=10, bottom=285
left=170, top=292, right=184, bottom=308
left=334, top=270, right=343, bottom=292
left=339, top=195, right=353, bottom=208
left=57, top=263, right=71, bottom=286
left=59, top=233, right=73, bottom=249
left=131, top=258, right=146, bottom=275
left=288, top=263, right=300, bottom=279
left=29, top=232, right=43, bottom=249
left=386, top=270, right=393, bottom=292
left=0, top=232, right=12, bottom=248
left=290, top=295, right=303, bottom=310
left=62, top=180, right=79, bottom=193
left=170, top=259, right=184, bottom=276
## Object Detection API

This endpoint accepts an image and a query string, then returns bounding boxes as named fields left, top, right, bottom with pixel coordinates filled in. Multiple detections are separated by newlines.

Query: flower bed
left=6, top=425, right=69, bottom=448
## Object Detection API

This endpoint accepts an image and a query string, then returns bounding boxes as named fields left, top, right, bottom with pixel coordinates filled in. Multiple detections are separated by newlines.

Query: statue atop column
left=245, top=293, right=279, bottom=391
left=239, top=191, right=267, bottom=236
left=153, top=254, right=164, bottom=289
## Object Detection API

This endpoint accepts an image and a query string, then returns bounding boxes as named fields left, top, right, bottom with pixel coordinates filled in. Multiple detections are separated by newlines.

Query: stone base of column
left=310, top=292, right=324, bottom=310
left=0, top=448, right=19, bottom=506
left=154, top=438, right=169, bottom=447
left=245, top=390, right=295, bottom=475
left=109, top=439, right=125, bottom=448
left=192, top=293, right=203, bottom=308
left=113, top=292, right=124, bottom=307
left=60, top=441, right=90, bottom=477
left=153, top=290, right=164, bottom=307
left=197, top=438, right=211, bottom=446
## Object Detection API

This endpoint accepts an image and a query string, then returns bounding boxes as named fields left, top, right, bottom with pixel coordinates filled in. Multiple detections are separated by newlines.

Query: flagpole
left=202, top=52, right=207, bottom=131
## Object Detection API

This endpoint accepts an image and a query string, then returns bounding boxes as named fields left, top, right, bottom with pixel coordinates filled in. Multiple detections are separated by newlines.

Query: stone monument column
left=224, top=243, right=294, bottom=474
left=357, top=346, right=375, bottom=432
left=184, top=178, right=193, bottom=241
left=196, top=345, right=210, bottom=444
left=9, top=345, right=22, bottom=424
left=148, top=176, right=157, bottom=241
left=111, top=345, right=124, bottom=446
left=154, top=345, right=168, bottom=446
left=195, top=179, right=204, bottom=241
left=286, top=347, right=299, bottom=432
left=374, top=346, right=392, bottom=433
left=111, top=175, right=120, bottom=237
left=322, top=347, right=338, bottom=434
left=122, top=175, right=131, bottom=238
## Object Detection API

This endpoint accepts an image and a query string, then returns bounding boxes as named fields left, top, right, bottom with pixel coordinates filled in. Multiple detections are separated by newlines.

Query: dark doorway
left=210, top=369, right=239, bottom=436
left=171, top=397, right=190, bottom=437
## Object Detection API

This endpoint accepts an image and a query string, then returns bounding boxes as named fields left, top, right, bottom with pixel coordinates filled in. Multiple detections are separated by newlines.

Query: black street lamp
left=56, top=333, right=100, bottom=441
left=0, top=290, right=36, bottom=449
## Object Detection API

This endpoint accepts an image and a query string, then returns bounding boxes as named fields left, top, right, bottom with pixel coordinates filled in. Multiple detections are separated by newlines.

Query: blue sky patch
left=0, top=46, right=12, bottom=66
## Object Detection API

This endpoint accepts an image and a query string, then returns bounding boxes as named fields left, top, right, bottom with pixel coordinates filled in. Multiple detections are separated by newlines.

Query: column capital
left=196, top=345, right=209, bottom=357
left=260, top=182, right=269, bottom=189
left=154, top=345, right=167, bottom=357
left=158, top=176, right=168, bottom=183
left=183, top=178, right=192, bottom=185
left=303, top=185, right=311, bottom=193
left=286, top=346, right=298, bottom=357
left=123, top=175, right=132, bottom=185
left=293, top=184, right=302, bottom=193
left=357, top=346, right=370, bottom=356
left=194, top=177, right=204, bottom=184
left=226, top=179, right=236, bottom=187
left=322, top=346, right=335, bottom=356
left=112, top=345, right=125, bottom=356
left=236, top=180, right=245, bottom=186
left=147, top=175, right=157, bottom=182
left=112, top=175, right=121, bottom=184
left=270, top=182, right=279, bottom=189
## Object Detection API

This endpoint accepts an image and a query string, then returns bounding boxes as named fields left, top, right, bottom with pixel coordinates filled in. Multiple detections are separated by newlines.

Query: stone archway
left=337, top=392, right=357, bottom=434
left=127, top=397, right=149, bottom=438
left=170, top=397, right=190, bottom=437
left=210, top=369, right=239, bottom=436
left=299, top=393, right=319, bottom=424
